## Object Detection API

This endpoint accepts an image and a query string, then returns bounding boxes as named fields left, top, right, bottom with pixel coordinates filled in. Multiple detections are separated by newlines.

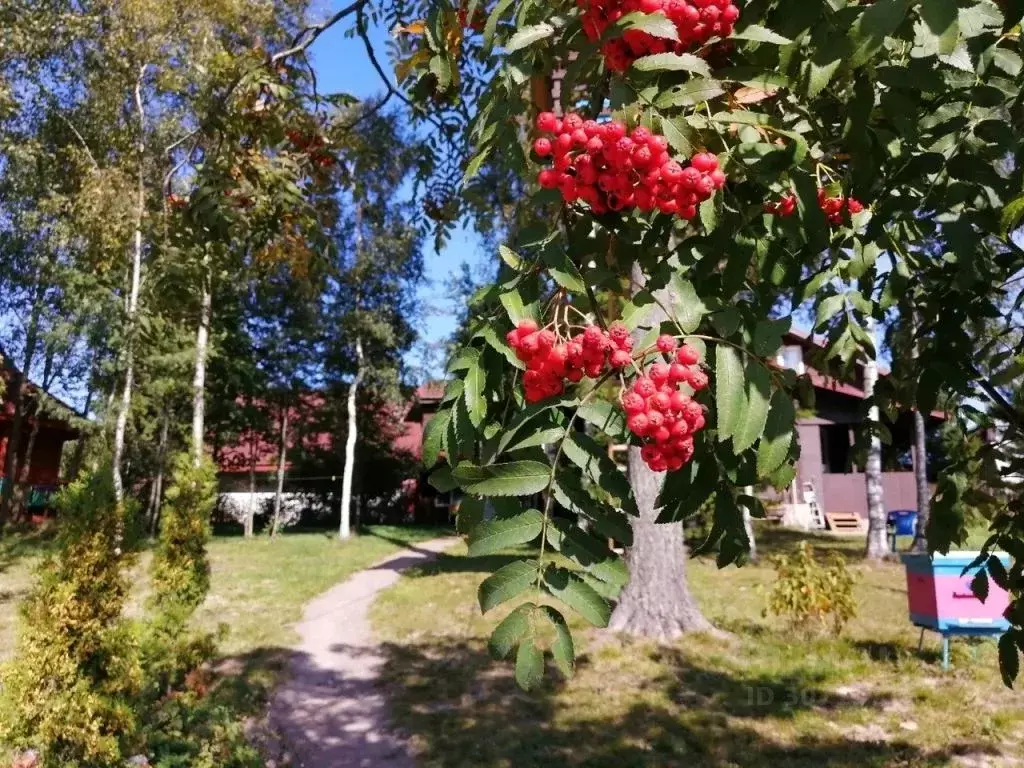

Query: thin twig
left=270, top=0, right=368, bottom=65
left=57, top=114, right=98, bottom=170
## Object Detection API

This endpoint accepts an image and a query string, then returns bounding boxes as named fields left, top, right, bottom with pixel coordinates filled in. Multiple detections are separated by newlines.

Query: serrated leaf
left=543, top=566, right=611, bottom=627
left=505, top=426, right=566, bottom=453
left=577, top=400, right=627, bottom=440
left=633, top=52, right=710, bottom=76
left=733, top=365, right=771, bottom=454
left=505, top=23, right=554, bottom=53
left=429, top=465, right=458, bottom=493
left=500, top=289, right=537, bottom=325
left=654, top=78, right=725, bottom=108
left=464, top=361, right=487, bottom=428
left=488, top=602, right=534, bottom=659
left=540, top=606, right=574, bottom=677
left=468, top=509, right=545, bottom=556
left=422, top=409, right=451, bottom=467
left=479, top=559, right=538, bottom=613
left=816, top=294, right=847, bottom=328
left=499, top=244, right=523, bottom=270
left=716, top=345, right=746, bottom=441
left=732, top=24, right=793, bottom=45
left=1000, top=632, right=1020, bottom=688
left=620, top=11, right=679, bottom=41
left=563, top=432, right=638, bottom=516
left=514, top=638, right=544, bottom=691
left=546, top=519, right=628, bottom=587
left=757, top=389, right=796, bottom=478
left=453, top=461, right=551, bottom=497
left=669, top=276, right=708, bottom=333
left=1001, top=195, right=1024, bottom=237
left=479, top=325, right=524, bottom=370
left=970, top=569, right=990, bottom=604
left=552, top=475, right=633, bottom=545
left=657, top=456, right=719, bottom=523
left=483, top=0, right=514, bottom=51
left=457, top=495, right=485, bottom=535
left=753, top=317, right=791, bottom=356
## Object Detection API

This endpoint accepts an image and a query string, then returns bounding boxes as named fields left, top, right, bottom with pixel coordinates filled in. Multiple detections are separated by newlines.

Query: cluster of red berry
left=534, top=112, right=726, bottom=218
left=578, top=0, right=740, bottom=73
left=286, top=130, right=336, bottom=168
left=507, top=319, right=635, bottom=403
left=623, top=336, right=708, bottom=472
left=764, top=188, right=866, bottom=225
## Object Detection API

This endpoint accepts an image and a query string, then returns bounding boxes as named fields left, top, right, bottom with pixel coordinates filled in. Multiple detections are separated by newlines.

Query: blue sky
left=309, top=7, right=487, bottom=378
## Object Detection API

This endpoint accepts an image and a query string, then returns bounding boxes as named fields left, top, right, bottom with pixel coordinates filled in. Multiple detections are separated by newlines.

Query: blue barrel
left=888, top=510, right=918, bottom=536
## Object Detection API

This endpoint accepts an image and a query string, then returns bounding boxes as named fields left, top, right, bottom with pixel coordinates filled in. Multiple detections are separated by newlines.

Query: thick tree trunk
left=147, top=411, right=170, bottom=537
left=112, top=64, right=149, bottom=503
left=191, top=267, right=212, bottom=467
left=271, top=405, right=289, bottom=538
left=742, top=486, right=757, bottom=562
left=339, top=337, right=364, bottom=540
left=864, top=321, right=888, bottom=559
left=608, top=263, right=716, bottom=638
left=0, top=280, right=43, bottom=531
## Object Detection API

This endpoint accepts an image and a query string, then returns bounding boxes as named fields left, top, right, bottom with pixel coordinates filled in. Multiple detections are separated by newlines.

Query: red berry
left=538, top=169, right=559, bottom=189
left=610, top=349, right=632, bottom=368
left=633, top=377, right=657, bottom=397
left=670, top=390, right=690, bottom=412
left=623, top=392, right=646, bottom=414
left=649, top=362, right=671, bottom=385
left=650, top=391, right=672, bottom=412
left=656, top=335, right=678, bottom=353
left=691, top=153, right=718, bottom=173
left=676, top=345, right=700, bottom=365
left=628, top=413, right=650, bottom=436
left=646, top=411, right=665, bottom=430
left=669, top=363, right=689, bottom=384
left=689, top=369, right=709, bottom=391
left=536, top=112, right=559, bottom=133
left=533, top=137, right=553, bottom=157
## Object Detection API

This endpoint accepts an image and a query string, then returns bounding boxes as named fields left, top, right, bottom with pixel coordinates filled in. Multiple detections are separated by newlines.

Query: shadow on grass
left=372, top=638, right=995, bottom=768
left=0, top=528, right=56, bottom=574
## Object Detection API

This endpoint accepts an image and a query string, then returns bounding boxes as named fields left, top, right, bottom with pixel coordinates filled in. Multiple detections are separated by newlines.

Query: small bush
left=764, top=541, right=857, bottom=636
left=0, top=469, right=142, bottom=767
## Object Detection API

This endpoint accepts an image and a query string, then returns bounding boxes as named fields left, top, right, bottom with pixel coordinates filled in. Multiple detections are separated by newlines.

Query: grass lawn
left=370, top=526, right=1024, bottom=768
left=0, top=524, right=449, bottom=758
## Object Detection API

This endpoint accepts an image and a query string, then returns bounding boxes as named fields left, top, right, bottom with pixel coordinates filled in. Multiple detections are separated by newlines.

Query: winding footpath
left=268, top=537, right=459, bottom=768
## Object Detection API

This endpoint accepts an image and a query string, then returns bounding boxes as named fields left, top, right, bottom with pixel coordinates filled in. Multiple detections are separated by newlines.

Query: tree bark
left=339, top=337, right=364, bottom=540
left=112, top=64, right=149, bottom=503
left=608, top=262, right=716, bottom=638
left=909, top=313, right=931, bottom=552
left=245, top=420, right=257, bottom=538
left=191, top=259, right=213, bottom=467
left=864, top=320, right=888, bottom=559
left=0, top=276, right=44, bottom=531
left=148, top=410, right=170, bottom=537
left=742, top=486, right=757, bottom=563
left=271, top=404, right=289, bottom=538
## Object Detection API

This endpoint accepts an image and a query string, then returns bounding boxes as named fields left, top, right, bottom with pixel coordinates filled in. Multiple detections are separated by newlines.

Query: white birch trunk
left=112, top=64, right=149, bottom=503
left=864, top=319, right=888, bottom=559
left=339, top=337, right=363, bottom=540
left=191, top=264, right=212, bottom=467
left=271, top=406, right=289, bottom=538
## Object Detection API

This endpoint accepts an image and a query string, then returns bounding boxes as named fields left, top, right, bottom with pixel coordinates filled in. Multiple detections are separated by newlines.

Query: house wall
left=820, top=472, right=921, bottom=518
left=0, top=424, right=69, bottom=485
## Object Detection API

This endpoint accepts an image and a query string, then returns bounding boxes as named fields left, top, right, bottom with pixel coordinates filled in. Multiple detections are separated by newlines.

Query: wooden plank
left=825, top=511, right=864, bottom=533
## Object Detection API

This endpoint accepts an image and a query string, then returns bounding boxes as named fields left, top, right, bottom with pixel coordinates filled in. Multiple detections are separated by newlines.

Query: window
left=821, top=424, right=853, bottom=474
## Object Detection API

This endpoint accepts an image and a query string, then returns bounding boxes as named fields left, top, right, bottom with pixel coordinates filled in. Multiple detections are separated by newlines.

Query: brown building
left=773, top=331, right=942, bottom=524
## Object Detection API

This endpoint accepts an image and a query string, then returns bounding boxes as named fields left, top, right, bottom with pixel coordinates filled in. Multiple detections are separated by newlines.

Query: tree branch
left=270, top=0, right=368, bottom=65
left=56, top=114, right=98, bottom=170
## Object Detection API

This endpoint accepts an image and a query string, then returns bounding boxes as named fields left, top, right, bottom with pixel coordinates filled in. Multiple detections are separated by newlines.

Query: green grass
left=370, top=525, right=1024, bottom=768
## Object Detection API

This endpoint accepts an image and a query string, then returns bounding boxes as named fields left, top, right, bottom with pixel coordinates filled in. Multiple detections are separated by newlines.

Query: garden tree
left=322, top=107, right=424, bottom=539
left=863, top=319, right=889, bottom=559
left=264, top=0, right=1024, bottom=688
left=0, top=469, right=143, bottom=766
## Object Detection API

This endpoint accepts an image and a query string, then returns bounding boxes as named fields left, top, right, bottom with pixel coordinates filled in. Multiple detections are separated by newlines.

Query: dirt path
left=268, top=537, right=458, bottom=768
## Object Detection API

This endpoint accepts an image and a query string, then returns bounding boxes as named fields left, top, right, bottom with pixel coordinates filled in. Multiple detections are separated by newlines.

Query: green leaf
left=429, top=465, right=458, bottom=493
left=546, top=519, right=628, bottom=587
left=483, top=0, right=515, bottom=52
left=753, top=317, right=791, bottom=356
left=633, top=52, right=710, bottom=76
left=1001, top=195, right=1024, bottom=237
left=422, top=409, right=450, bottom=467
left=669, top=276, right=708, bottom=333
left=448, top=347, right=481, bottom=372
left=757, top=389, right=796, bottom=478
left=457, top=495, right=485, bottom=535
left=654, top=78, right=725, bottom=108
left=620, top=11, right=679, bottom=41
left=478, top=559, right=538, bottom=613
left=468, top=509, right=545, bottom=556
left=563, top=432, right=638, bottom=516
left=543, top=566, right=611, bottom=627
left=715, top=345, right=746, bottom=442
left=1000, top=632, right=1020, bottom=688
left=505, top=426, right=566, bottom=453
left=541, top=606, right=575, bottom=677
left=515, top=637, right=544, bottom=691
left=657, top=456, right=719, bottom=523
left=732, top=24, right=793, bottom=45
left=479, top=325, right=524, bottom=370
left=849, top=0, right=914, bottom=69
left=733, top=364, right=771, bottom=454
left=577, top=400, right=627, bottom=440
left=464, top=361, right=487, bottom=428
left=499, top=245, right=523, bottom=270
left=488, top=602, right=534, bottom=659
left=500, top=289, right=538, bottom=325
left=452, top=461, right=551, bottom=497
left=970, top=569, right=990, bottom=604
left=505, top=23, right=554, bottom=53
left=816, top=294, right=847, bottom=328
left=552, top=475, right=633, bottom=544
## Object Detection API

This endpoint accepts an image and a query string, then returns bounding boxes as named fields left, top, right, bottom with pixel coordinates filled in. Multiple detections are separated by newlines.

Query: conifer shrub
left=764, top=542, right=857, bottom=637
left=0, top=469, right=142, bottom=767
